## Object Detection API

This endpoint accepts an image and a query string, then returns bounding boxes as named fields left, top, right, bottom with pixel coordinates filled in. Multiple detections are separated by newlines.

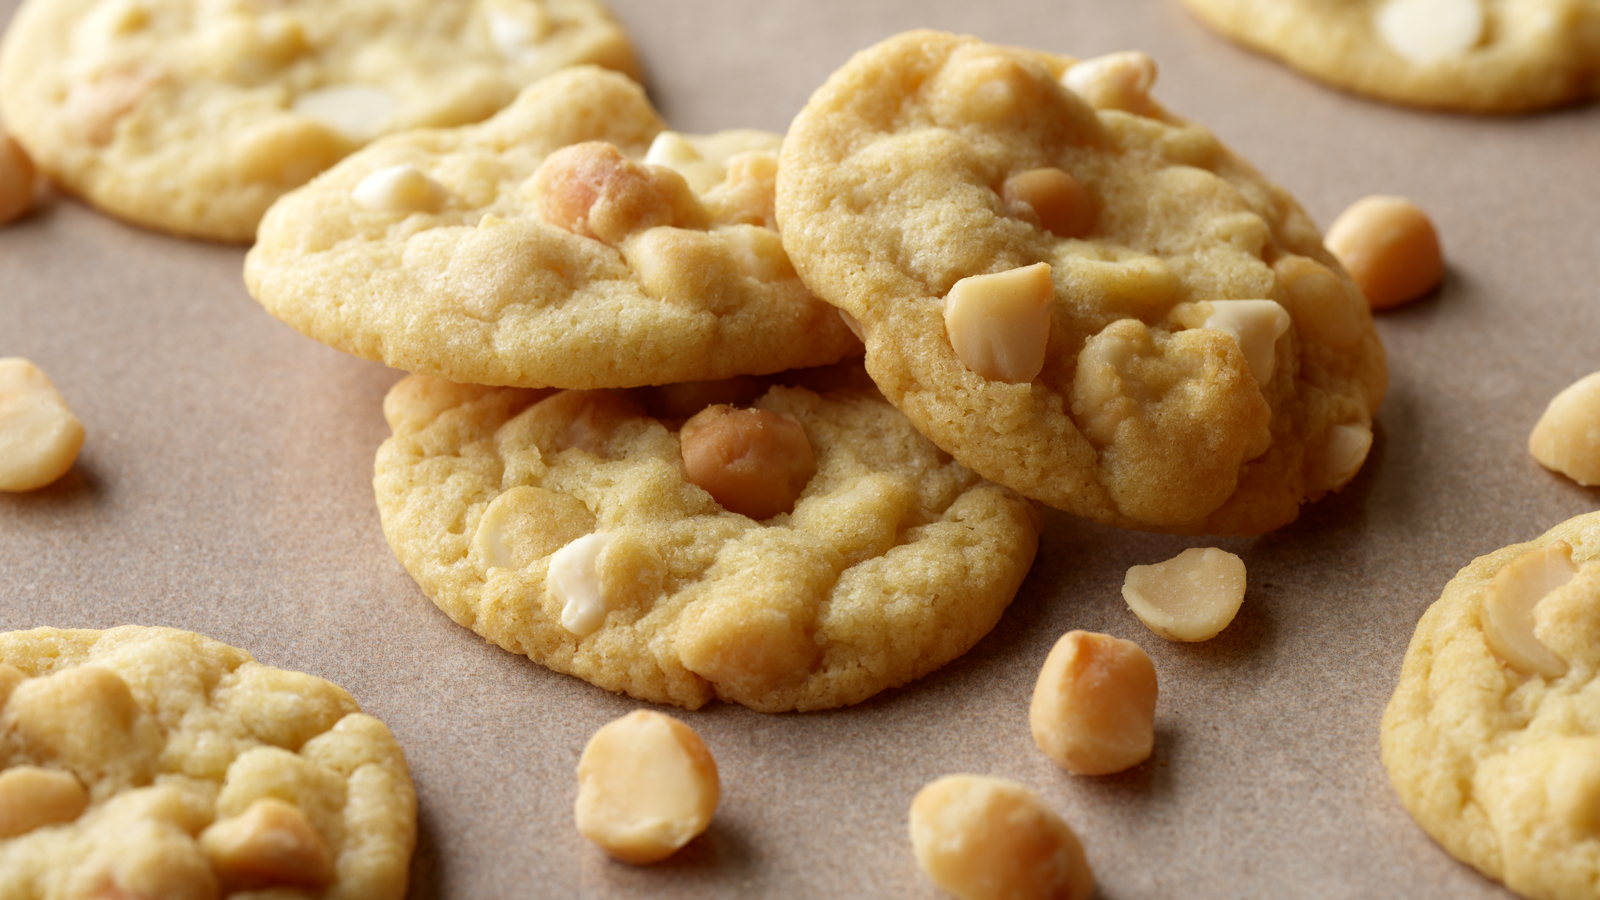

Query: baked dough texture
left=0, top=0, right=640, bottom=241
left=776, top=31, right=1387, bottom=536
left=246, top=66, right=861, bottom=390
left=374, top=373, right=1041, bottom=712
left=1382, top=513, right=1600, bottom=900
left=1178, top=0, right=1600, bottom=113
left=0, top=626, right=416, bottom=899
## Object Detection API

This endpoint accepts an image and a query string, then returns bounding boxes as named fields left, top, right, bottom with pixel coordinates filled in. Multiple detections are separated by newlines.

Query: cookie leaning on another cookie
left=1382, top=512, right=1600, bottom=900
left=0, top=0, right=639, bottom=241
left=1178, top=0, right=1600, bottom=113
left=374, top=373, right=1040, bottom=712
left=247, top=66, right=861, bottom=390
left=776, top=31, right=1386, bottom=536
left=0, top=626, right=416, bottom=899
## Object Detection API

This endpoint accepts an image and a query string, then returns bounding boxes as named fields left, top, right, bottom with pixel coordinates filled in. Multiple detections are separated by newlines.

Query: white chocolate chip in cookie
left=1376, top=0, right=1484, bottom=64
left=550, top=532, right=615, bottom=637
left=1030, top=631, right=1158, bottom=776
left=1202, top=299, right=1290, bottom=385
left=944, top=263, right=1054, bottom=384
left=352, top=164, right=447, bottom=213
left=0, top=766, right=89, bottom=837
left=0, top=358, right=86, bottom=492
left=1122, top=548, right=1246, bottom=642
left=1481, top=541, right=1574, bottom=679
left=575, top=710, right=719, bottom=864
left=484, top=2, right=553, bottom=63
left=292, top=85, right=399, bottom=142
left=200, top=797, right=336, bottom=890
left=909, top=775, right=1095, bottom=900
left=1318, top=423, right=1374, bottom=492
left=1062, top=51, right=1158, bottom=114
left=643, top=131, right=703, bottom=172
left=1530, top=373, right=1600, bottom=486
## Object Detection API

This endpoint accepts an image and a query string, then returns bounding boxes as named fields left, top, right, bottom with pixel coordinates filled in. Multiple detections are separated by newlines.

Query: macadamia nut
left=679, top=405, right=815, bottom=519
left=1325, top=195, right=1443, bottom=310
left=908, top=775, right=1095, bottom=900
left=199, top=797, right=336, bottom=890
left=1030, top=631, right=1158, bottom=775
left=1530, top=372, right=1600, bottom=486
left=944, top=263, right=1054, bottom=384
left=1481, top=541, right=1575, bottom=679
left=0, top=128, right=36, bottom=226
left=531, top=141, right=707, bottom=245
left=1002, top=168, right=1094, bottom=239
left=1122, top=547, right=1246, bottom=641
left=0, top=358, right=85, bottom=492
left=291, top=84, right=398, bottom=141
left=0, top=766, right=89, bottom=837
left=1062, top=51, right=1158, bottom=114
left=575, top=710, right=719, bottom=864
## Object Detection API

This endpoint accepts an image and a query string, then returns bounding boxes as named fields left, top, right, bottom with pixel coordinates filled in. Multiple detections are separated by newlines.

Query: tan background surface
left=3, top=1, right=1598, bottom=897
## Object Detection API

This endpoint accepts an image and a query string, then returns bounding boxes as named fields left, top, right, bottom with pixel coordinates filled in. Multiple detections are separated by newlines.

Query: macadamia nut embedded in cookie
left=575, top=710, right=719, bottom=864
left=908, top=775, right=1095, bottom=900
left=0, top=358, right=85, bottom=492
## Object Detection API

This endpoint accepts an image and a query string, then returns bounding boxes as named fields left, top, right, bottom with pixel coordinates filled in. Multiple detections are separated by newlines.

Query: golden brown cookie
left=246, top=66, right=860, bottom=390
left=1179, top=0, right=1600, bottom=113
left=374, top=372, right=1040, bottom=712
left=776, top=31, right=1387, bottom=535
left=0, top=626, right=416, bottom=899
left=0, top=0, right=639, bottom=241
left=1382, top=512, right=1600, bottom=900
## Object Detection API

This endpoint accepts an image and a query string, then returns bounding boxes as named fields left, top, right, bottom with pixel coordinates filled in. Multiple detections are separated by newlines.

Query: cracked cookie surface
left=776, top=31, right=1386, bottom=535
left=0, top=626, right=415, bottom=900
left=1179, top=0, right=1600, bottom=113
left=1382, top=512, right=1600, bottom=900
left=374, top=372, right=1040, bottom=712
left=0, top=0, right=639, bottom=241
left=247, top=66, right=860, bottom=390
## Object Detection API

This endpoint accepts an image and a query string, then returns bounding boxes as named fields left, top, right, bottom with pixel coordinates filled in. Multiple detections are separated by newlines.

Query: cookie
left=776, top=31, right=1387, bottom=536
left=1381, top=513, right=1600, bottom=900
left=0, top=626, right=416, bottom=899
left=246, top=66, right=861, bottom=391
left=0, top=0, right=639, bottom=241
left=1178, top=0, right=1600, bottom=113
left=374, top=371, right=1041, bottom=712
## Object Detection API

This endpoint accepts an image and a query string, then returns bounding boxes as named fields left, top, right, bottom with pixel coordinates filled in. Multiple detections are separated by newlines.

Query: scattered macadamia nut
left=1530, top=373, right=1600, bottom=486
left=908, top=775, right=1095, bottom=900
left=0, top=129, right=36, bottom=226
left=943, top=263, right=1054, bottom=384
left=575, top=710, right=720, bottom=864
left=1324, top=195, right=1443, bottom=310
left=1481, top=541, right=1575, bottom=678
left=0, top=358, right=86, bottom=492
left=1122, top=547, right=1247, bottom=641
left=0, top=766, right=89, bottom=837
left=679, top=405, right=816, bottom=519
left=1030, top=631, right=1158, bottom=775
left=200, top=797, right=337, bottom=890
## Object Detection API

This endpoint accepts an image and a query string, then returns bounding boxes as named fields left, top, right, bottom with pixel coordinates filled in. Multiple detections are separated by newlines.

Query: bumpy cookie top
left=374, top=372, right=1040, bottom=712
left=1179, top=0, right=1600, bottom=113
left=0, top=0, right=639, bottom=241
left=246, top=66, right=861, bottom=390
left=1382, top=513, right=1600, bottom=900
left=776, top=31, right=1387, bottom=535
left=0, top=626, right=415, bottom=900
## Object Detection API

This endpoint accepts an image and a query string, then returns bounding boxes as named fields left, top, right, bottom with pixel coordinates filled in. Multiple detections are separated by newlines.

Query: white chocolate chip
left=550, top=531, right=615, bottom=636
left=1320, top=423, right=1374, bottom=491
left=1376, top=0, right=1484, bottom=64
left=292, top=85, right=398, bottom=141
left=0, top=358, right=86, bottom=492
left=1202, top=299, right=1290, bottom=385
left=1122, top=548, right=1246, bottom=642
left=486, top=4, right=552, bottom=62
left=1529, top=373, right=1600, bottom=486
left=643, top=131, right=703, bottom=172
left=1062, top=51, right=1158, bottom=113
left=1482, top=541, right=1574, bottom=678
left=943, top=263, right=1054, bottom=384
left=351, top=164, right=446, bottom=213
left=575, top=710, right=720, bottom=864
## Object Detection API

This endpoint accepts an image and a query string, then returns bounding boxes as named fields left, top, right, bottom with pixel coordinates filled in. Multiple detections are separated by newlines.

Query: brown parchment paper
left=3, top=1, right=1598, bottom=897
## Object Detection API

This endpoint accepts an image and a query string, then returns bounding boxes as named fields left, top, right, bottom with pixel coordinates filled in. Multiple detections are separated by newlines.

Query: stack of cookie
left=242, top=30, right=1387, bottom=714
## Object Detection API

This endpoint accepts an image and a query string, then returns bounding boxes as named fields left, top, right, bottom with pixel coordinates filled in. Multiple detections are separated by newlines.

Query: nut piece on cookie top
left=247, top=66, right=861, bottom=393
left=0, top=626, right=417, bottom=899
left=776, top=30, right=1386, bottom=536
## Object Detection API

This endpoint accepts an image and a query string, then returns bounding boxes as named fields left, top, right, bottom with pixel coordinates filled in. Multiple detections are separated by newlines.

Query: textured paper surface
left=3, top=2, right=1597, bottom=897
